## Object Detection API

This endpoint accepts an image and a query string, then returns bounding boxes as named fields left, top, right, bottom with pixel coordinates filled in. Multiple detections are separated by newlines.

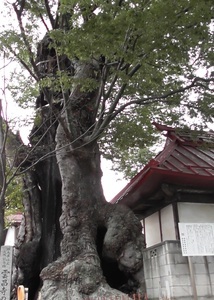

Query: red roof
left=111, top=123, right=214, bottom=209
left=6, top=212, right=23, bottom=225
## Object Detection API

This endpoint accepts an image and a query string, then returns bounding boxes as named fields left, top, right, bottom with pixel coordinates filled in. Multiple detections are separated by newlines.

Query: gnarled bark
left=39, top=116, right=146, bottom=299
left=13, top=106, right=62, bottom=300
left=14, top=34, right=146, bottom=299
left=14, top=119, right=146, bottom=299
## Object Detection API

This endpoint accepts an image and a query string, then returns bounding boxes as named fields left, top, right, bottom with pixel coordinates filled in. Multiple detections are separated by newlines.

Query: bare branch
left=39, top=13, right=50, bottom=32
left=0, top=58, right=15, bottom=71
left=44, top=0, right=55, bottom=29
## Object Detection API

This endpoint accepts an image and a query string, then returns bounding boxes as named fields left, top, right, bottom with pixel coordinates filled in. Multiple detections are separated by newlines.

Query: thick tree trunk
left=14, top=100, right=146, bottom=300
left=39, top=118, right=145, bottom=299
left=14, top=171, right=42, bottom=297
left=13, top=107, right=63, bottom=300
left=14, top=36, right=146, bottom=299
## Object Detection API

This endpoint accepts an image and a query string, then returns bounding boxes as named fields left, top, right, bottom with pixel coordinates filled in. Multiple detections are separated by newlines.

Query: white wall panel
left=178, top=202, right=214, bottom=223
left=161, top=205, right=176, bottom=241
left=145, top=212, right=161, bottom=247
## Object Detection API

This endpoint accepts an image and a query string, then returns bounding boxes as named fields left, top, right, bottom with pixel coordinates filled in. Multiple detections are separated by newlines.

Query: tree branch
left=13, top=2, right=39, bottom=78
left=7, top=46, right=38, bottom=81
left=89, top=76, right=213, bottom=142
left=111, top=77, right=214, bottom=120
left=104, top=61, right=123, bottom=100
left=44, top=0, right=55, bottom=29
left=90, top=63, right=142, bottom=140
left=11, top=111, right=59, bottom=177
left=39, top=13, right=50, bottom=32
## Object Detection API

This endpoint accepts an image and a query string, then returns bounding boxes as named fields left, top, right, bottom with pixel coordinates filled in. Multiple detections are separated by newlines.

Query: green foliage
left=4, top=174, right=23, bottom=225
left=100, top=102, right=184, bottom=177
left=101, top=123, right=157, bottom=178
left=7, top=70, right=38, bottom=109
left=1, top=0, right=213, bottom=176
left=34, top=112, right=42, bottom=127
left=5, top=176, right=23, bottom=210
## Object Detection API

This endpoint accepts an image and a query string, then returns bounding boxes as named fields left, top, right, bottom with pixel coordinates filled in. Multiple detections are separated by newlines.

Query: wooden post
left=188, top=256, right=198, bottom=300
left=0, top=246, right=13, bottom=300
left=17, top=285, right=25, bottom=300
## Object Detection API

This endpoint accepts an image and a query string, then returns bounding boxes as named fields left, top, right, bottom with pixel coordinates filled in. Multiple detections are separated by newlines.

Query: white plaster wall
left=145, top=212, right=161, bottom=247
left=178, top=202, right=214, bottom=223
left=161, top=204, right=176, bottom=241
left=4, top=226, right=16, bottom=246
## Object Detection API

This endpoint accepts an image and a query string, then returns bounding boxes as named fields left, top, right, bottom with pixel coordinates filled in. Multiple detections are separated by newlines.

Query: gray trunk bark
left=13, top=38, right=146, bottom=299
left=40, top=119, right=145, bottom=299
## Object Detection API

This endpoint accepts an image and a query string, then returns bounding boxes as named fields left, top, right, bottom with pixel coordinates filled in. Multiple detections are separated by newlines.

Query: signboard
left=0, top=246, right=13, bottom=300
left=178, top=223, right=214, bottom=256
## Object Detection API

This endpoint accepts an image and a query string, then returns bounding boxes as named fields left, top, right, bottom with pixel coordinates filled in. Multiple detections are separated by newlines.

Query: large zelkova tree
left=0, top=0, right=213, bottom=299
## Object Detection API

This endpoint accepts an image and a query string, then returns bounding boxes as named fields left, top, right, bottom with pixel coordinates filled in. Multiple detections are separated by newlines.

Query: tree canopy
left=1, top=0, right=213, bottom=176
